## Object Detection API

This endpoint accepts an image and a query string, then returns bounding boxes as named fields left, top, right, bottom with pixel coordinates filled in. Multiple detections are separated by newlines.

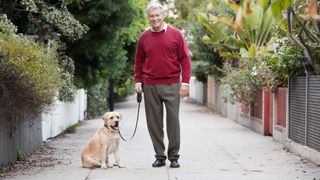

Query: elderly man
left=134, top=2, right=191, bottom=168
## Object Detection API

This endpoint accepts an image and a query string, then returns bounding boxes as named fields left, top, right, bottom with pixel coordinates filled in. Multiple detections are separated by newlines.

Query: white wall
left=42, top=89, right=87, bottom=140
left=195, top=75, right=240, bottom=121
left=189, top=76, right=204, bottom=104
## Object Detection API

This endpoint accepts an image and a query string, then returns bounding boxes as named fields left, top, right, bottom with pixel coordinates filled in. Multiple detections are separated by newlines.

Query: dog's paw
left=113, top=163, right=125, bottom=168
left=101, top=163, right=108, bottom=169
left=118, top=164, right=126, bottom=168
left=107, top=163, right=114, bottom=168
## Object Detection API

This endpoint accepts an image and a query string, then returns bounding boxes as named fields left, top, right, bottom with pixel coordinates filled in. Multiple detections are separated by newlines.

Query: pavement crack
left=214, top=139, right=249, bottom=173
left=84, top=169, right=92, bottom=180
left=166, top=166, right=170, bottom=180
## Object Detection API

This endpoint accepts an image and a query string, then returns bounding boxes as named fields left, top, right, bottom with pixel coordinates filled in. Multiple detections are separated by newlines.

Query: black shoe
left=152, top=159, right=166, bottom=167
left=170, top=160, right=180, bottom=168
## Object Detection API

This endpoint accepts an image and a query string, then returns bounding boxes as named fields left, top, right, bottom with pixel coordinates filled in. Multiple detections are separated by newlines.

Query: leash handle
left=137, top=92, right=142, bottom=103
left=119, top=92, right=142, bottom=141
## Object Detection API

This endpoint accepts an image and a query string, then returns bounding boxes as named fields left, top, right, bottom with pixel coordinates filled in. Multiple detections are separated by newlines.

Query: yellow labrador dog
left=81, top=111, right=125, bottom=168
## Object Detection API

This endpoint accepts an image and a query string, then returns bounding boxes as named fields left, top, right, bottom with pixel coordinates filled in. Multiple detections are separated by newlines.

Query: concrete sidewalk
left=3, top=95, right=320, bottom=180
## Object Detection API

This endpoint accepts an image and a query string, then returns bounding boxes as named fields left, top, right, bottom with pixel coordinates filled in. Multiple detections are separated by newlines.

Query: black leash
left=119, top=92, right=142, bottom=141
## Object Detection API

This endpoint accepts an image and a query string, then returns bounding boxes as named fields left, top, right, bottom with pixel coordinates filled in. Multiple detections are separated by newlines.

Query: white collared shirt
left=150, top=23, right=168, bottom=33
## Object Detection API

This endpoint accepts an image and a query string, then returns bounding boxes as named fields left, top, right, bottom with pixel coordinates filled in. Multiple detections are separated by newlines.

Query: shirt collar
left=150, top=23, right=168, bottom=33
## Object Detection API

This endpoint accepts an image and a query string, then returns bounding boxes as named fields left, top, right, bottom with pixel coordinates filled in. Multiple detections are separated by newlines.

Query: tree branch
left=313, top=20, right=320, bottom=36
left=289, top=6, right=318, bottom=43
left=287, top=6, right=315, bottom=75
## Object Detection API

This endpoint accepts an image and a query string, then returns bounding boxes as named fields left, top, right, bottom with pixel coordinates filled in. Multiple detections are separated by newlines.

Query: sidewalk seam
left=84, top=169, right=92, bottom=180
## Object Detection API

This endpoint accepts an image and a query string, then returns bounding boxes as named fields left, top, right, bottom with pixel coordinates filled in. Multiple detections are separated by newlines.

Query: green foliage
left=199, top=0, right=294, bottom=104
left=190, top=16, right=223, bottom=83
left=0, top=15, right=17, bottom=34
left=114, top=78, right=135, bottom=100
left=63, top=122, right=80, bottom=134
left=312, top=48, right=320, bottom=73
left=57, top=54, right=77, bottom=102
left=172, top=0, right=320, bottom=104
left=1, top=1, right=88, bottom=103
left=87, top=78, right=134, bottom=118
left=267, top=0, right=293, bottom=21
left=43, top=7, right=89, bottom=41
left=67, top=0, right=148, bottom=88
left=221, top=31, right=312, bottom=104
left=0, top=30, right=61, bottom=114
left=199, top=0, right=275, bottom=60
left=1, top=0, right=88, bottom=41
left=222, top=58, right=275, bottom=104
left=265, top=37, right=320, bottom=87
left=16, top=149, right=27, bottom=161
left=67, top=0, right=147, bottom=116
left=86, top=81, right=109, bottom=119
left=198, top=1, right=240, bottom=60
left=265, top=38, right=305, bottom=87
left=192, top=61, right=217, bottom=83
left=251, top=0, right=319, bottom=74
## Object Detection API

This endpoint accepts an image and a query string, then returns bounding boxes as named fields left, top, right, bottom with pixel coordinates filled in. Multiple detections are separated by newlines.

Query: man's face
left=148, top=8, right=164, bottom=31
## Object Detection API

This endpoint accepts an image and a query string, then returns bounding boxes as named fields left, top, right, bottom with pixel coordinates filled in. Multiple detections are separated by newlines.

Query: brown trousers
left=143, top=83, right=180, bottom=161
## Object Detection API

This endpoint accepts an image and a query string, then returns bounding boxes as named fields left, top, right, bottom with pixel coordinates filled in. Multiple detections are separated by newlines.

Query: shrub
left=0, top=34, right=61, bottom=114
left=222, top=58, right=275, bottom=104
left=114, top=78, right=135, bottom=100
left=57, top=54, right=77, bottom=102
left=86, top=81, right=109, bottom=119
left=265, top=38, right=305, bottom=87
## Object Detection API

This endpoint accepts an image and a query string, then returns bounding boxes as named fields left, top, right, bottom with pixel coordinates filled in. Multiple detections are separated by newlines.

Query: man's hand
left=135, top=83, right=143, bottom=93
left=179, top=83, right=189, bottom=97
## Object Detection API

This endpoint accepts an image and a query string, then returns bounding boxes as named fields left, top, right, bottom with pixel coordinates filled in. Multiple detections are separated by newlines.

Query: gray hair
left=146, top=2, right=164, bottom=15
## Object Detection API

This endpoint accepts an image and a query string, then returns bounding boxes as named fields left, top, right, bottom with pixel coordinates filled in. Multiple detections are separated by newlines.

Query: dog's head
left=102, top=111, right=122, bottom=132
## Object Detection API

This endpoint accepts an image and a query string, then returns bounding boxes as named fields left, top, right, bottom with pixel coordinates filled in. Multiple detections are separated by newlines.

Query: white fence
left=42, top=89, right=87, bottom=140
left=189, top=76, right=205, bottom=104
left=189, top=75, right=239, bottom=121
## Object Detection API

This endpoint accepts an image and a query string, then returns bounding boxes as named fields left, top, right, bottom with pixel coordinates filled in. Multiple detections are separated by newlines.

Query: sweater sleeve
left=178, top=32, right=191, bottom=84
left=134, top=36, right=144, bottom=83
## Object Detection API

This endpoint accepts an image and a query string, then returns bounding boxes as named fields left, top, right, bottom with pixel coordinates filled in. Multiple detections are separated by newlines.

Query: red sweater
left=134, top=26, right=191, bottom=85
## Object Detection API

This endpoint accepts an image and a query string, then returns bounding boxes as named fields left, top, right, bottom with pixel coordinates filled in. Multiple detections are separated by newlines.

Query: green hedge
left=87, top=81, right=109, bottom=119
left=0, top=34, right=61, bottom=114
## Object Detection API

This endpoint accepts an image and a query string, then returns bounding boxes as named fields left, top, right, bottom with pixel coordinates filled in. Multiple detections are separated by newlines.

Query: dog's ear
left=103, top=112, right=109, bottom=121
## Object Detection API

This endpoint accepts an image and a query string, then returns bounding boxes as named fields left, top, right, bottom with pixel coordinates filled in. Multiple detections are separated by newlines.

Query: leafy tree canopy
left=0, top=0, right=88, bottom=41
left=66, top=0, right=148, bottom=88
